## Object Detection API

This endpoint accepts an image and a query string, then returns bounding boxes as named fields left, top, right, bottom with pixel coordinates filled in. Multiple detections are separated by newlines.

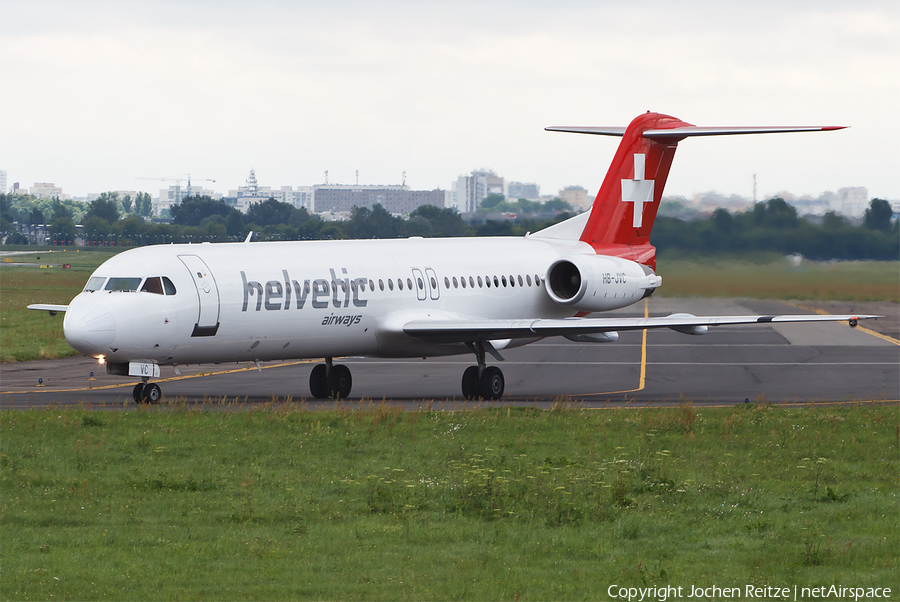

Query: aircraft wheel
left=327, top=364, right=352, bottom=399
left=309, top=364, right=328, bottom=399
left=461, top=366, right=479, bottom=400
left=478, top=366, right=505, bottom=400
left=133, top=383, right=145, bottom=403
left=144, top=383, right=162, bottom=404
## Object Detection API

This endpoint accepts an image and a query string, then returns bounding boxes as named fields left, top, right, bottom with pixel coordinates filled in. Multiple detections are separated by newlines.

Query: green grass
left=1, top=402, right=897, bottom=600
left=657, top=254, right=899, bottom=302
left=0, top=247, right=121, bottom=362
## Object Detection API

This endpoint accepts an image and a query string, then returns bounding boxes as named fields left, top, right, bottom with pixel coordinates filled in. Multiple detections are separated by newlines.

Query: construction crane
left=136, top=174, right=216, bottom=208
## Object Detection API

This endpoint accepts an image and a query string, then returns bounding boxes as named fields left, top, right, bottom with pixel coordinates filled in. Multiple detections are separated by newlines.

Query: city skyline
left=2, top=1, right=898, bottom=201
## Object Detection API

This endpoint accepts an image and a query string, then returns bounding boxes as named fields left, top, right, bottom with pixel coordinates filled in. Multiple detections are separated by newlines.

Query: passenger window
left=398, top=279, right=403, bottom=291
left=477, top=276, right=482, bottom=288
left=141, top=277, right=164, bottom=295
left=485, top=276, right=491, bottom=288
left=105, top=277, right=142, bottom=291
left=501, top=275, right=508, bottom=287
left=430, top=277, right=437, bottom=289
left=417, top=277, right=424, bottom=290
left=518, top=275, right=524, bottom=287
left=369, top=279, right=375, bottom=291
left=84, top=276, right=106, bottom=291
left=526, top=274, right=533, bottom=287
left=162, top=277, right=177, bottom=295
left=407, top=278, right=413, bottom=290
left=388, top=279, right=394, bottom=291
left=444, top=277, right=450, bottom=288
left=535, top=274, right=541, bottom=286
left=453, top=277, right=459, bottom=289
left=379, top=279, right=385, bottom=291
left=493, top=276, right=500, bottom=288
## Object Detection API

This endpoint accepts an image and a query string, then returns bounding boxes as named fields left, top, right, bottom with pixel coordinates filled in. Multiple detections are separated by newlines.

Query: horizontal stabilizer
left=544, top=126, right=627, bottom=136
left=545, top=125, right=847, bottom=139
left=643, top=125, right=848, bottom=139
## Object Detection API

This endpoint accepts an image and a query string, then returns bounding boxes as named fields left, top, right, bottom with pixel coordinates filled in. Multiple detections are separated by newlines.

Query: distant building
left=29, top=182, right=71, bottom=200
left=508, top=181, right=540, bottom=200
left=769, top=187, right=869, bottom=218
left=313, top=184, right=444, bottom=215
left=224, top=170, right=314, bottom=214
left=156, top=185, right=221, bottom=215
left=447, top=170, right=505, bottom=212
left=0, top=170, right=6, bottom=195
left=558, top=185, right=591, bottom=211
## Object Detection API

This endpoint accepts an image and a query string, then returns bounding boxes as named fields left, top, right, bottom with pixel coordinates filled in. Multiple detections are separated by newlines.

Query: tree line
left=0, top=194, right=574, bottom=246
left=652, top=198, right=897, bottom=260
left=1, top=193, right=896, bottom=260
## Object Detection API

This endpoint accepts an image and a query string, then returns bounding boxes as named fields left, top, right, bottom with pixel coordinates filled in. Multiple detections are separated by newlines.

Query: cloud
left=1, top=0, right=897, bottom=199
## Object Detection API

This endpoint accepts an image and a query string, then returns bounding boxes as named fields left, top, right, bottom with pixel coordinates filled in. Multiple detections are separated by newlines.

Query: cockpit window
left=84, top=276, right=106, bottom=291
left=141, top=277, right=164, bottom=295
left=105, top=277, right=142, bottom=292
left=162, top=277, right=177, bottom=295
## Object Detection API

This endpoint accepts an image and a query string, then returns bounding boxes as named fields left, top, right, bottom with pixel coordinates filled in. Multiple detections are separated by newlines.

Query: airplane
left=29, top=112, right=877, bottom=403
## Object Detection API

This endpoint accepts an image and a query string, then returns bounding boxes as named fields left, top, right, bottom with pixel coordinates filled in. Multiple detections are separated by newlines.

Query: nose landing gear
left=133, top=378, right=162, bottom=404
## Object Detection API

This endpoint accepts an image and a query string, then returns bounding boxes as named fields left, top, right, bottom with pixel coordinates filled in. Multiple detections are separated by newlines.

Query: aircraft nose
left=64, top=301, right=116, bottom=355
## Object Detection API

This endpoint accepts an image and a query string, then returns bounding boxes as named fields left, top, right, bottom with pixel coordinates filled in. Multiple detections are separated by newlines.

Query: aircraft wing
left=27, top=304, right=69, bottom=313
left=403, top=313, right=879, bottom=344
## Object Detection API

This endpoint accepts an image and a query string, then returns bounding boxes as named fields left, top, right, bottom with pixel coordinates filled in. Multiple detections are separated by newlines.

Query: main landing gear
left=461, top=341, right=505, bottom=401
left=309, top=357, right=352, bottom=399
left=133, top=378, right=162, bottom=404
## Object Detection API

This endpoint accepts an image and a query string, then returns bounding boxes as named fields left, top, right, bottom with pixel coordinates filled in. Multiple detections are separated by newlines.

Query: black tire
left=478, top=366, right=505, bottom=400
left=145, top=383, right=162, bottom=404
left=309, top=364, right=328, bottom=399
left=133, top=383, right=145, bottom=403
left=461, top=366, right=479, bottom=400
left=327, top=364, right=352, bottom=399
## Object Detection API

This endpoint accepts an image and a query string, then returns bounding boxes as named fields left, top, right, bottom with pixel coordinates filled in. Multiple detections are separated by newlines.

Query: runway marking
left=581, top=398, right=899, bottom=408
left=532, top=343, right=793, bottom=347
left=1, top=359, right=320, bottom=395
left=354, top=360, right=895, bottom=367
left=786, top=302, right=900, bottom=346
left=574, top=299, right=649, bottom=397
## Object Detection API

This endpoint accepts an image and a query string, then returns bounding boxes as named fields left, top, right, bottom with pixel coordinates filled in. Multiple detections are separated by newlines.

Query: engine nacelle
left=545, top=254, right=662, bottom=312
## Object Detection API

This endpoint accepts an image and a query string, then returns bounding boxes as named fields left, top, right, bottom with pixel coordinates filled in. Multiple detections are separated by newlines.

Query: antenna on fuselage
left=244, top=231, right=254, bottom=243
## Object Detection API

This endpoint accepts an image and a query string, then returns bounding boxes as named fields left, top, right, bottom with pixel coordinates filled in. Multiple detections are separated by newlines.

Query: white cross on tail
left=621, top=154, right=654, bottom=228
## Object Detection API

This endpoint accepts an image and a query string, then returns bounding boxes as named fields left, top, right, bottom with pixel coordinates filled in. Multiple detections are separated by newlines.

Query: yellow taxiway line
left=3, top=358, right=320, bottom=395
left=786, top=301, right=899, bottom=346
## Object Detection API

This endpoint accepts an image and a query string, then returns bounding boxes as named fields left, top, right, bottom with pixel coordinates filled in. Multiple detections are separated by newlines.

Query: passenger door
left=178, top=255, right=220, bottom=336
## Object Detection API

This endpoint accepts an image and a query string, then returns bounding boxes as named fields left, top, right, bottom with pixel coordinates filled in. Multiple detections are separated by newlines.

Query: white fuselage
left=63, top=235, right=652, bottom=366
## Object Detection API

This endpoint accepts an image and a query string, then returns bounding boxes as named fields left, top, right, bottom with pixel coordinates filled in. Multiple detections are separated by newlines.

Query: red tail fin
left=580, top=112, right=690, bottom=250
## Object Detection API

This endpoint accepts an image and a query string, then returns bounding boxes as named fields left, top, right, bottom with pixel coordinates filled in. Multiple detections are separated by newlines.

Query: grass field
left=656, top=253, right=900, bottom=303
left=1, top=402, right=896, bottom=600
left=0, top=247, right=120, bottom=362
left=0, top=246, right=897, bottom=363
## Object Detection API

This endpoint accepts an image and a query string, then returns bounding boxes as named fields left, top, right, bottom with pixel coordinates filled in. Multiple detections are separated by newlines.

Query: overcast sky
left=1, top=0, right=898, bottom=202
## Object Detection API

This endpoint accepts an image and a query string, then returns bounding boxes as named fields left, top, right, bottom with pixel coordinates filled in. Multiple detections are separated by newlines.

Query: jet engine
left=545, top=254, right=662, bottom=313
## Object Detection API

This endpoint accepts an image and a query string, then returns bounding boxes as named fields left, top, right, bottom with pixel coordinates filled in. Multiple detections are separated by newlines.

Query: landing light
left=97, top=355, right=105, bottom=365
